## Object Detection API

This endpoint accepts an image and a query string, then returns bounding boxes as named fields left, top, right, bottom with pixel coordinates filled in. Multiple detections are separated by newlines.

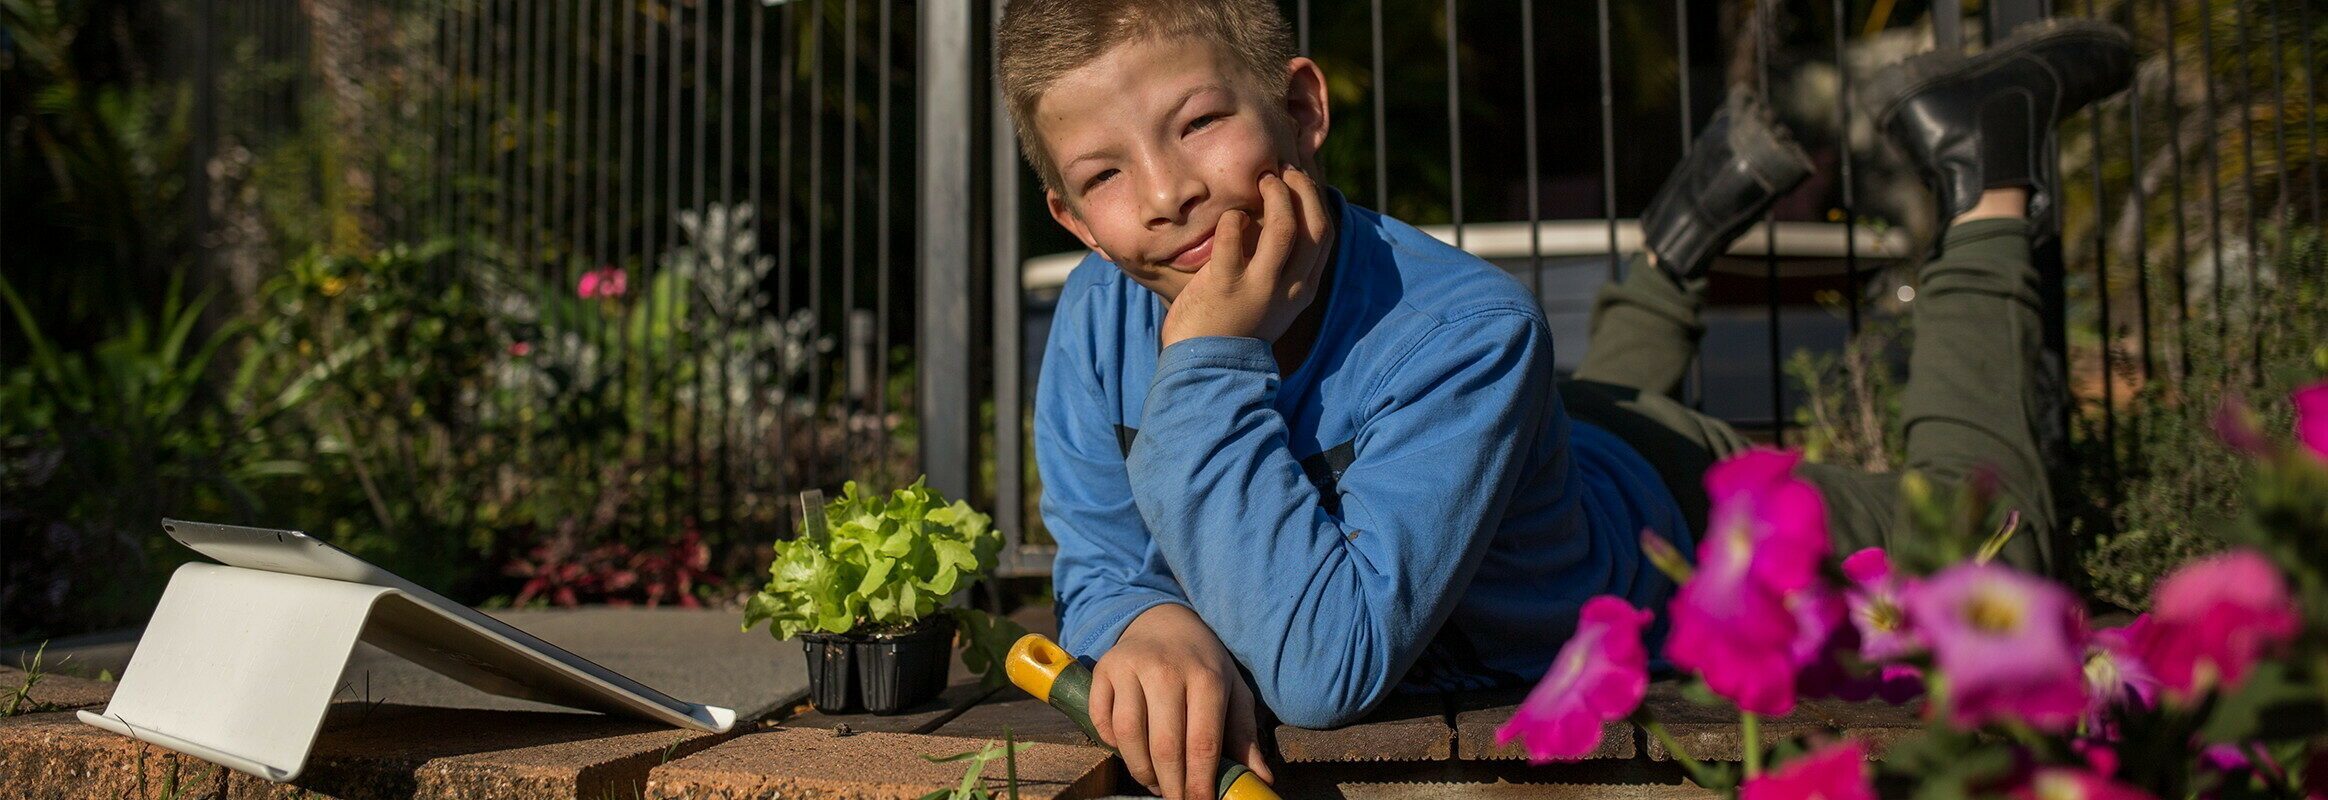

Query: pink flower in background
left=1905, top=563, right=2088, bottom=731
left=578, top=267, right=628, bottom=299
left=1740, top=741, right=1874, bottom=800
left=2133, top=550, right=2299, bottom=700
left=2294, top=381, right=2328, bottom=460
left=2081, top=616, right=2159, bottom=734
left=1703, top=450, right=1831, bottom=592
left=509, top=341, right=532, bottom=357
left=1844, top=548, right=1922, bottom=663
left=2011, top=768, right=2159, bottom=800
left=1666, top=449, right=1832, bottom=716
left=1496, top=596, right=1653, bottom=762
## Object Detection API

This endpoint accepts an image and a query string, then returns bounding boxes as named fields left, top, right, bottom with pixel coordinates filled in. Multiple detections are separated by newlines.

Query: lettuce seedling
left=743, top=478, right=1001, bottom=640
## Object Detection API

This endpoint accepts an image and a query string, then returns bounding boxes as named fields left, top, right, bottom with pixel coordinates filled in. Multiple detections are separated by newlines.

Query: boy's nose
left=1142, top=169, right=1206, bottom=229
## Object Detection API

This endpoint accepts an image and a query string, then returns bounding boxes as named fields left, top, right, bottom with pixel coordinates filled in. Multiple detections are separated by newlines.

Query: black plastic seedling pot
left=798, top=631, right=860, bottom=713
left=856, top=615, right=955, bottom=714
left=797, top=615, right=954, bottom=715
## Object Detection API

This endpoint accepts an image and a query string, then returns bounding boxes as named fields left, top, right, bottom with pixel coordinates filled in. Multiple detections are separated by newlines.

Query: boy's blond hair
left=997, top=0, right=1297, bottom=195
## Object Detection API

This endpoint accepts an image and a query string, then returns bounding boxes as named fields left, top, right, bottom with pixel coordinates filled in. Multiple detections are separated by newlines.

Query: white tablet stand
left=80, top=562, right=735, bottom=783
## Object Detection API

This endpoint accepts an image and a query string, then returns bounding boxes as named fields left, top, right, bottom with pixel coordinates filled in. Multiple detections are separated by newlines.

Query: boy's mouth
left=1163, top=230, right=1215, bottom=272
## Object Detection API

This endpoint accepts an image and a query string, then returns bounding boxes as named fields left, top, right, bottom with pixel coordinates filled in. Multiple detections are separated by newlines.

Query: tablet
left=161, top=519, right=736, bottom=733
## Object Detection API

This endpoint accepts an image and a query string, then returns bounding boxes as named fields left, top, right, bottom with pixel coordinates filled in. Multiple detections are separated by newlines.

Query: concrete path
left=4, top=607, right=808, bottom=724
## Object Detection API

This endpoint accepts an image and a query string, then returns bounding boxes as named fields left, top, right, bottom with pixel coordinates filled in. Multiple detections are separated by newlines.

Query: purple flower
left=578, top=267, right=629, bottom=299
left=1843, top=548, right=1922, bottom=663
left=2080, top=616, right=2159, bottom=735
left=1495, top=596, right=1653, bottom=762
left=1905, top=564, right=2087, bottom=731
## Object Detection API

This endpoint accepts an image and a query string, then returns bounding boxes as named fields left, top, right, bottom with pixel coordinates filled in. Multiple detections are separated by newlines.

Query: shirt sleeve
left=1125, top=311, right=1553, bottom=729
left=1035, top=302, right=1192, bottom=661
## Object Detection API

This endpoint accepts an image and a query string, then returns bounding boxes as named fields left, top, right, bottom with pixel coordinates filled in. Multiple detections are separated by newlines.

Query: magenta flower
left=1666, top=449, right=1833, bottom=716
left=1740, top=741, right=1874, bottom=800
left=2295, top=381, right=2328, bottom=461
left=1843, top=548, right=1922, bottom=663
left=1496, top=596, right=1652, bottom=762
left=1905, top=563, right=2088, bottom=731
left=578, top=267, right=629, bottom=299
left=2080, top=616, right=2158, bottom=734
left=2132, top=550, right=2299, bottom=700
left=2011, top=768, right=2159, bottom=800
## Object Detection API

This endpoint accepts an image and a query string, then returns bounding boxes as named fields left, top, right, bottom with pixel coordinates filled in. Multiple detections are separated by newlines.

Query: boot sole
left=1861, top=18, right=2133, bottom=130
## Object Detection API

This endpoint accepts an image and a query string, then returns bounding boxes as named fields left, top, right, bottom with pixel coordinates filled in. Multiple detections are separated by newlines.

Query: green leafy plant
left=743, top=479, right=1001, bottom=640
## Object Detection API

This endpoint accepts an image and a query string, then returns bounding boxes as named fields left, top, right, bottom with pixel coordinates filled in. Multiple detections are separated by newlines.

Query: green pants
left=1562, top=219, right=2053, bottom=572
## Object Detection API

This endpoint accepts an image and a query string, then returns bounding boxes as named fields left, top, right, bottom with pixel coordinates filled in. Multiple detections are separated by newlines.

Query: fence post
left=919, top=0, right=975, bottom=504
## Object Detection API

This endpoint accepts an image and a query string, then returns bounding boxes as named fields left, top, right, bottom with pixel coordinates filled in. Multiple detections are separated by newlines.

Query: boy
left=1003, top=2, right=2131, bottom=797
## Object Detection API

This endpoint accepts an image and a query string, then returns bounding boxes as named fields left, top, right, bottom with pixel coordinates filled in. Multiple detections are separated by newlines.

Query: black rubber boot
left=1639, top=86, right=1816, bottom=283
left=1863, top=19, right=2134, bottom=254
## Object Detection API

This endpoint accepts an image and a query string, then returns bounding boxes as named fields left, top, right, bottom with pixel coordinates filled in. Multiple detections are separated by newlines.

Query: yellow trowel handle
left=1005, top=634, right=1279, bottom=800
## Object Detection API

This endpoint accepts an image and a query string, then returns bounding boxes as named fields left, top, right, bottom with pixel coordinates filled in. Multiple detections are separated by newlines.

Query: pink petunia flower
left=1667, top=449, right=1833, bottom=716
left=578, top=267, right=629, bottom=299
left=2011, top=767, right=2160, bottom=800
left=2294, top=381, right=2328, bottom=461
left=1844, top=548, right=1922, bottom=663
left=1905, top=563, right=2088, bottom=731
left=2080, top=616, right=2159, bottom=735
left=2132, top=550, right=2300, bottom=701
left=1495, top=596, right=1653, bottom=762
left=1740, top=740, right=1875, bottom=800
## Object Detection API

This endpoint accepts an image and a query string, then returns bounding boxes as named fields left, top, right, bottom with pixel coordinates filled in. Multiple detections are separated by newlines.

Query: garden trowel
left=1004, top=634, right=1279, bottom=800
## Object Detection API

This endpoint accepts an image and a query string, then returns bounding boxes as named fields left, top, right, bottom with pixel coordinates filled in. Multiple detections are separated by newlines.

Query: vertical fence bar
left=2262, top=0, right=2289, bottom=314
left=1758, top=4, right=1783, bottom=442
left=615, top=0, right=642, bottom=540
left=1932, top=0, right=1963, bottom=51
left=748, top=0, right=770, bottom=526
left=2126, top=1, right=2151, bottom=383
left=689, top=0, right=711, bottom=526
left=2162, top=0, right=2191, bottom=383
left=662, top=0, right=685, bottom=528
left=1522, top=1, right=1541, bottom=303
left=2303, top=0, right=2322, bottom=270
left=844, top=0, right=860, bottom=423
left=1679, top=0, right=1704, bottom=410
left=1834, top=0, right=1860, bottom=338
left=807, top=0, right=826, bottom=475
left=2085, top=0, right=2115, bottom=473
left=1298, top=0, right=1311, bottom=56
left=1371, top=0, right=1387, bottom=211
left=776, top=0, right=796, bottom=518
left=919, top=0, right=975, bottom=502
left=875, top=0, right=894, bottom=487
left=2232, top=0, right=2260, bottom=385
left=990, top=0, right=1027, bottom=573
left=1445, top=0, right=1462, bottom=249
left=717, top=0, right=741, bottom=533
left=1596, top=0, right=1619, bottom=281
left=2199, top=0, right=2226, bottom=385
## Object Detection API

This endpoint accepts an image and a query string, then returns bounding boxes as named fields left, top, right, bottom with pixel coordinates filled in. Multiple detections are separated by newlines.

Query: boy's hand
left=1089, top=604, right=1274, bottom=800
left=1159, top=166, right=1332, bottom=349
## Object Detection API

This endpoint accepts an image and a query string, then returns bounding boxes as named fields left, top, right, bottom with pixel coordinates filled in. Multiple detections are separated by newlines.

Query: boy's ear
left=1046, top=189, right=1111, bottom=263
left=1283, top=57, right=1331, bottom=167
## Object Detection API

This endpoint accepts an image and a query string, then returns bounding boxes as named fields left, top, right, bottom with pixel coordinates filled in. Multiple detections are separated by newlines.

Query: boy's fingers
left=1184, top=678, right=1227, bottom=800
left=1090, top=673, right=1116, bottom=749
left=1250, top=173, right=1296, bottom=282
left=1148, top=687, right=1188, bottom=800
left=1113, top=680, right=1156, bottom=792
left=1228, top=681, right=1272, bottom=784
left=1208, top=210, right=1249, bottom=282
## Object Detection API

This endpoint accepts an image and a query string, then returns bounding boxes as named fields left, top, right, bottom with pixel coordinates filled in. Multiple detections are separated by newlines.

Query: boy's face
left=1037, top=36, right=1329, bottom=303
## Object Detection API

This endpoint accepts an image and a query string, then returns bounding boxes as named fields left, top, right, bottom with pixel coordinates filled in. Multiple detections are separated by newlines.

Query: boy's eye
left=1084, top=169, right=1118, bottom=191
left=1186, top=113, right=1223, bottom=134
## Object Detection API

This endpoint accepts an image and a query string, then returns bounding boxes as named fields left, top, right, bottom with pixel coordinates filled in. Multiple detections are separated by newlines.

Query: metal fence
left=188, top=0, right=2319, bottom=577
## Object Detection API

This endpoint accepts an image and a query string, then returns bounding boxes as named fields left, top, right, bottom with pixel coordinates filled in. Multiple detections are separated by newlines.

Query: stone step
left=645, top=727, right=1117, bottom=799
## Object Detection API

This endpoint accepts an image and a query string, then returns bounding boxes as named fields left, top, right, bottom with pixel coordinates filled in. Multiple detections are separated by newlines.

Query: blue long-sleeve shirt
left=1034, top=197, right=1691, bottom=729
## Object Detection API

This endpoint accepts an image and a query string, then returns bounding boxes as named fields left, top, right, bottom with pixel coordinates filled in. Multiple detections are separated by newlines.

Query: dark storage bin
left=856, top=615, right=956, bottom=714
left=799, top=632, right=859, bottom=713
